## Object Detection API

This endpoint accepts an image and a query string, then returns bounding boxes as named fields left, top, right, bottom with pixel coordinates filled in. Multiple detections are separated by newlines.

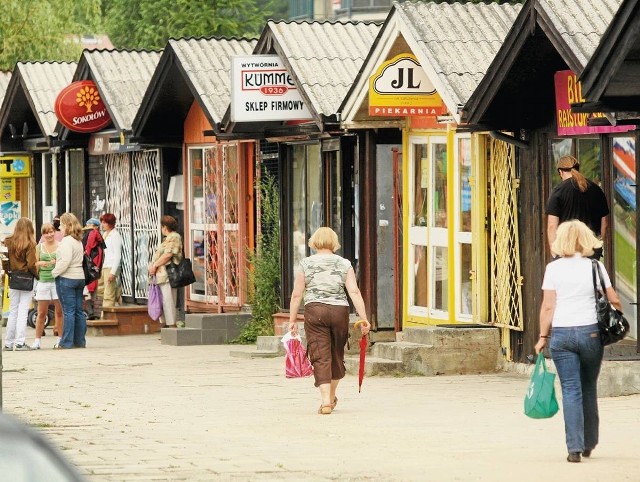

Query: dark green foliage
left=0, top=0, right=102, bottom=70
left=260, top=0, right=289, bottom=20
left=103, top=0, right=269, bottom=50
left=233, top=170, right=281, bottom=344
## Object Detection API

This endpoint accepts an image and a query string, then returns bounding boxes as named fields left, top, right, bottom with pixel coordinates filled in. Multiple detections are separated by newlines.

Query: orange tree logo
left=76, top=86, right=100, bottom=113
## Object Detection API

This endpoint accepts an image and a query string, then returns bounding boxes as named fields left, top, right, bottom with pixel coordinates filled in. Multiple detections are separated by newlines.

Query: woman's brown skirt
left=304, top=302, right=350, bottom=387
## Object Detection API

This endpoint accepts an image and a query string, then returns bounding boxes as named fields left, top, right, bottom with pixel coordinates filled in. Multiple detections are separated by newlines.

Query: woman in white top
left=535, top=220, right=622, bottom=463
left=288, top=227, right=371, bottom=415
left=99, top=213, right=122, bottom=310
left=52, top=213, right=86, bottom=349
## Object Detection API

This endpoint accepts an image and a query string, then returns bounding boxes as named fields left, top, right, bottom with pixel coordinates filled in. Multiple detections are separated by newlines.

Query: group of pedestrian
left=540, top=155, right=619, bottom=463
left=286, top=155, right=619, bottom=466
left=2, top=212, right=122, bottom=351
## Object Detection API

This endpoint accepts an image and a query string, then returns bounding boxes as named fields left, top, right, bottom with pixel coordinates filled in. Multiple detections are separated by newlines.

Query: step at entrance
left=345, top=325, right=501, bottom=377
left=161, top=313, right=251, bottom=346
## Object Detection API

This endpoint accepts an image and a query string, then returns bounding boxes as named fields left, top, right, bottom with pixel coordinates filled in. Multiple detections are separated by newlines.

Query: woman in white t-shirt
left=535, top=220, right=622, bottom=463
left=288, top=227, right=370, bottom=415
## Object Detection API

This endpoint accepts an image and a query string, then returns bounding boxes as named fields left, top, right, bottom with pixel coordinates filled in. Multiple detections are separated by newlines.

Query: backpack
left=82, top=229, right=106, bottom=286
left=83, top=253, right=101, bottom=285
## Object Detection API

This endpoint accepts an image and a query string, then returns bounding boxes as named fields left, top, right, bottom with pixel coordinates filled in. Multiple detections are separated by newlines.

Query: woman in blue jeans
left=52, top=213, right=86, bottom=349
left=536, top=220, right=622, bottom=463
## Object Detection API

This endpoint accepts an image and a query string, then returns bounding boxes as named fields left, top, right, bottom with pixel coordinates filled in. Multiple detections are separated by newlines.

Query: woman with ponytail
left=546, top=155, right=609, bottom=257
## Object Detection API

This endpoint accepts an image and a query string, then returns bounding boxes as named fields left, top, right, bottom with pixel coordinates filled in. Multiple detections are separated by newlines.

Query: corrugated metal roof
left=395, top=1, right=521, bottom=109
left=266, top=20, right=380, bottom=117
left=0, top=72, right=11, bottom=108
left=82, top=50, right=162, bottom=130
left=537, top=0, right=622, bottom=69
left=168, top=37, right=257, bottom=123
left=16, top=62, right=77, bottom=135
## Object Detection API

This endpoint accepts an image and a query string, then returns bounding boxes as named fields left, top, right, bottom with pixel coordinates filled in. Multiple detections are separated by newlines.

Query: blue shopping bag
left=524, top=353, right=559, bottom=419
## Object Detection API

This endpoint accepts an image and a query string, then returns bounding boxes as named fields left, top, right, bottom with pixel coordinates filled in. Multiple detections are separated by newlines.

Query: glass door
left=408, top=135, right=448, bottom=319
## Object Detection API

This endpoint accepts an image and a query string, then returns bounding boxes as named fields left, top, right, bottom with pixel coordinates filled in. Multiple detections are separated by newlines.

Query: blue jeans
left=550, top=324, right=603, bottom=453
left=55, top=277, right=86, bottom=348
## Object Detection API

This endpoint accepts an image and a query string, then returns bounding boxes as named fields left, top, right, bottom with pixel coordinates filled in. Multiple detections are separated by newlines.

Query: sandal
left=331, top=397, right=338, bottom=410
left=318, top=404, right=332, bottom=415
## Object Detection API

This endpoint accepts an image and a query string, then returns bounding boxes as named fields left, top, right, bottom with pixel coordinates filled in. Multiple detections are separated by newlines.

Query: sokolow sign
left=231, top=55, right=312, bottom=122
left=55, top=80, right=112, bottom=133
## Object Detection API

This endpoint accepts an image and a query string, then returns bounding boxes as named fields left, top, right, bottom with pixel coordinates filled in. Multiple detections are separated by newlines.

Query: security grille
left=489, top=138, right=523, bottom=332
left=104, top=150, right=160, bottom=300
left=104, top=153, right=132, bottom=297
left=203, top=145, right=240, bottom=304
left=132, top=150, right=161, bottom=299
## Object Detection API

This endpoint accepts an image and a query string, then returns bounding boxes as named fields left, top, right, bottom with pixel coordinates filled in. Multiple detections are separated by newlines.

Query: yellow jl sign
left=369, top=53, right=447, bottom=117
left=0, top=155, right=30, bottom=178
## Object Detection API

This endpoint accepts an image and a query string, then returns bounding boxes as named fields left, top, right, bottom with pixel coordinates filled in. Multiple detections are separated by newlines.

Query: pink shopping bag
left=282, top=332, right=313, bottom=378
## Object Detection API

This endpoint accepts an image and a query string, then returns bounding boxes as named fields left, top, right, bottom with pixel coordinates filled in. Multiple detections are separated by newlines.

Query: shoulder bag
left=165, top=241, right=196, bottom=288
left=8, top=255, right=35, bottom=291
left=591, top=260, right=629, bottom=346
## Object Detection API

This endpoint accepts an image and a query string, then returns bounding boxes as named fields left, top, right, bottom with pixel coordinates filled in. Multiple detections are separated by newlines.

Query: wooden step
left=89, top=304, right=160, bottom=336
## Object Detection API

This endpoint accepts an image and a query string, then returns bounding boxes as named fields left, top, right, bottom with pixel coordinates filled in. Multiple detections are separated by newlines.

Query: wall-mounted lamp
left=8, top=122, right=30, bottom=139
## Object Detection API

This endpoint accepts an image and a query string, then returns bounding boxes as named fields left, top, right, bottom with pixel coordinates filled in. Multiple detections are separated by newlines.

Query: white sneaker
left=32, top=340, right=41, bottom=350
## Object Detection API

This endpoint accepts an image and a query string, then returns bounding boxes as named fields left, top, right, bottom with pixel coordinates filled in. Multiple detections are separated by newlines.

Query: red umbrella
left=354, top=320, right=368, bottom=392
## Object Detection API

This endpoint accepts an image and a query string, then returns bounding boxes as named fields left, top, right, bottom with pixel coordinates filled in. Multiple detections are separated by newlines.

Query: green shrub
left=233, top=170, right=280, bottom=344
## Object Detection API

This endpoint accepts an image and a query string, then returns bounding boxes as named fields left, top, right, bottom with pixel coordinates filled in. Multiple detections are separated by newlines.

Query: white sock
left=32, top=339, right=41, bottom=348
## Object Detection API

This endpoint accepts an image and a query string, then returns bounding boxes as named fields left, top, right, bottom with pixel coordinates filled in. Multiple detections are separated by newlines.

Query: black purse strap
left=591, top=259, right=609, bottom=303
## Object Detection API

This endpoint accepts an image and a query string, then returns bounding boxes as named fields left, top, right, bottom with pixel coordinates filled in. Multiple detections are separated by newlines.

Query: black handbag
left=591, top=260, right=629, bottom=346
left=8, top=270, right=35, bottom=291
left=165, top=253, right=196, bottom=288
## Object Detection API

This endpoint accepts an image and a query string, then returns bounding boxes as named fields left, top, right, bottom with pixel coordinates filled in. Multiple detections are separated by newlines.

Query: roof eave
left=463, top=2, right=535, bottom=125
left=580, top=0, right=640, bottom=101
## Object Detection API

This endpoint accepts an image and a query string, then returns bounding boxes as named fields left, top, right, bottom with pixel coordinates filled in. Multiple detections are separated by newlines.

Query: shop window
left=549, top=137, right=602, bottom=187
left=455, top=136, right=472, bottom=318
left=284, top=142, right=349, bottom=307
left=612, top=136, right=637, bottom=339
left=288, top=143, right=323, bottom=291
left=188, top=145, right=240, bottom=304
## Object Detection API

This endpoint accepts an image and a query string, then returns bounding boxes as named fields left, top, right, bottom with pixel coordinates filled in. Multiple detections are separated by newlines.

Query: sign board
left=0, top=201, right=20, bottom=235
left=88, top=132, right=138, bottom=155
left=55, top=80, right=112, bottom=133
left=369, top=54, right=447, bottom=117
left=554, top=70, right=633, bottom=136
left=0, top=179, right=15, bottom=201
left=230, top=55, right=312, bottom=122
left=0, top=155, right=30, bottom=178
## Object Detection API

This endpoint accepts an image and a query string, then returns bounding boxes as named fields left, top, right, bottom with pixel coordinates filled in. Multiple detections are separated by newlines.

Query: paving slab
left=1, top=331, right=639, bottom=481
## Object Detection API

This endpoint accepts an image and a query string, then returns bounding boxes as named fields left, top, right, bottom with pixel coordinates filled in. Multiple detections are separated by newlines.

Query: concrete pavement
left=1, top=333, right=639, bottom=481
